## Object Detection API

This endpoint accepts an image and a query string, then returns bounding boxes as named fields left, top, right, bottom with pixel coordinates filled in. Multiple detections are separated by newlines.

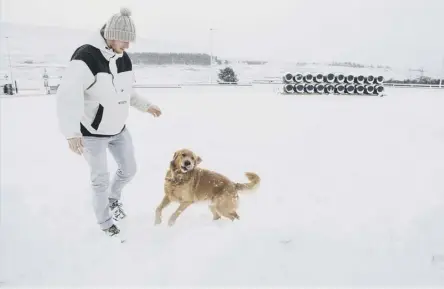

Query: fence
left=1, top=70, right=443, bottom=97
left=383, top=82, right=443, bottom=89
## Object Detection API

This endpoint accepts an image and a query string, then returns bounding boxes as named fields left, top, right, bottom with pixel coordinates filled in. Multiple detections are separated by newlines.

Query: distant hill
left=0, top=22, right=270, bottom=68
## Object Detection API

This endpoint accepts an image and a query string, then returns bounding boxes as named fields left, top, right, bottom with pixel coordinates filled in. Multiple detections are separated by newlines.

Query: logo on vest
left=118, top=101, right=127, bottom=104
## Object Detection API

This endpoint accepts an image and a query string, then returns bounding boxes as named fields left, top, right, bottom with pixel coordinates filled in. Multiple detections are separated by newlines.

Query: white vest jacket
left=56, top=28, right=152, bottom=139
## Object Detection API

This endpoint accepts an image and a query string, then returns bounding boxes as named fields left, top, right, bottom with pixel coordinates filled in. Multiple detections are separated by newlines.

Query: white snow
left=2, top=85, right=444, bottom=287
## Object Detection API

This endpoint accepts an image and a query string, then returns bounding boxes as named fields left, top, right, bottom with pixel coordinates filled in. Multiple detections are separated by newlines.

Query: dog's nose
left=184, top=160, right=191, bottom=166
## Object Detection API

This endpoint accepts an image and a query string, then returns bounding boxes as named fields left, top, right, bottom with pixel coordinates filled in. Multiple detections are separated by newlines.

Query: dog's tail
left=235, top=172, right=261, bottom=192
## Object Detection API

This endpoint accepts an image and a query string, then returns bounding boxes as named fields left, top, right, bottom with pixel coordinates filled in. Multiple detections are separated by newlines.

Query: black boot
left=102, top=224, right=120, bottom=236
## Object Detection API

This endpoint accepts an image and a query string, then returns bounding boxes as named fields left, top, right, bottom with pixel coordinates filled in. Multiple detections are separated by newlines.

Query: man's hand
left=67, top=137, right=84, bottom=155
left=147, top=105, right=162, bottom=117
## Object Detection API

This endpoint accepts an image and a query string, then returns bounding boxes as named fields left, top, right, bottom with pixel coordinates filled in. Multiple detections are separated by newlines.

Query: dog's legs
left=229, top=211, right=240, bottom=220
left=168, top=202, right=192, bottom=226
left=215, top=194, right=240, bottom=221
left=155, top=195, right=171, bottom=225
left=209, top=205, right=221, bottom=220
left=218, top=209, right=240, bottom=221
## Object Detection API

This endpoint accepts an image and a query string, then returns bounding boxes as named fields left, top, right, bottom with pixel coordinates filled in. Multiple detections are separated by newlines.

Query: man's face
left=110, top=40, right=129, bottom=54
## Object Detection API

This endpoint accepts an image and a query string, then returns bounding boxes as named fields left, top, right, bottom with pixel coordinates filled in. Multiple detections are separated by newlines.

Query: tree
left=218, top=66, right=238, bottom=83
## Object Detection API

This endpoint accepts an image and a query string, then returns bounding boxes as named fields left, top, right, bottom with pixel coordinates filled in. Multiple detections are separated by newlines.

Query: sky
left=1, top=0, right=444, bottom=73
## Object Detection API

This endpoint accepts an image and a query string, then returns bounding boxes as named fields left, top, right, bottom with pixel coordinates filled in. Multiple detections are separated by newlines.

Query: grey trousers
left=82, top=127, right=137, bottom=230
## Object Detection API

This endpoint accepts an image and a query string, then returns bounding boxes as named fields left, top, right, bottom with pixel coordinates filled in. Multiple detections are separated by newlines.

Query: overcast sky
left=1, top=0, right=443, bottom=72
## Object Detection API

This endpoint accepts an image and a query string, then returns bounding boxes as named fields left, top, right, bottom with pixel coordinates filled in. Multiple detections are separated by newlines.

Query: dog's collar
left=166, top=170, right=191, bottom=185
left=165, top=177, right=178, bottom=183
left=165, top=177, right=187, bottom=185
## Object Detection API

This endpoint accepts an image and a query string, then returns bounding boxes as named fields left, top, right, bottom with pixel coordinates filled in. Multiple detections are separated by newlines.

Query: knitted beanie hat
left=104, top=7, right=136, bottom=42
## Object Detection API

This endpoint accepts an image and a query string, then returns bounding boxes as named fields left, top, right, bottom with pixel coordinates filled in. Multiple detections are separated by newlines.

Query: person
left=56, top=7, right=162, bottom=237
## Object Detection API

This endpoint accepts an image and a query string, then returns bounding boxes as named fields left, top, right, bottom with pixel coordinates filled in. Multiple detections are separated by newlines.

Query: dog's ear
left=196, top=155, right=202, bottom=165
left=170, top=152, right=179, bottom=169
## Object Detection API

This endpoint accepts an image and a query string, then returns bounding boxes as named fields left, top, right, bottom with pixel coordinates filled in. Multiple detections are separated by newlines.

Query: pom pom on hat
left=120, top=7, right=131, bottom=16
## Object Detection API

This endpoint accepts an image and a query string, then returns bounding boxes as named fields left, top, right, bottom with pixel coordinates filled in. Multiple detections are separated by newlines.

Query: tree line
left=127, top=52, right=267, bottom=66
left=128, top=52, right=226, bottom=66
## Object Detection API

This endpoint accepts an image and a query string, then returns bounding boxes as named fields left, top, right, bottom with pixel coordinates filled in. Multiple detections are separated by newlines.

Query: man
left=56, top=7, right=161, bottom=237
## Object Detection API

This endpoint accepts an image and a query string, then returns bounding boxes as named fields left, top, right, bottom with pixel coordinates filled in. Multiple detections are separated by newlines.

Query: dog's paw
left=154, top=215, right=162, bottom=225
left=167, top=218, right=176, bottom=227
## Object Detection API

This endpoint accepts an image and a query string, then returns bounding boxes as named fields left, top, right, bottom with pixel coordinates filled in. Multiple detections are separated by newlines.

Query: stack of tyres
left=281, top=72, right=384, bottom=96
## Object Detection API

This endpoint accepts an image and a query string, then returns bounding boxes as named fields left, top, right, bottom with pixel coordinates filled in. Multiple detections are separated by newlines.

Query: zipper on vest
left=111, top=73, right=117, bottom=93
left=110, top=55, right=118, bottom=93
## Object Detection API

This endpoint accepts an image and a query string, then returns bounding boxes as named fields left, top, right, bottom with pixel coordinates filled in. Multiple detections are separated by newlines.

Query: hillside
left=0, top=22, right=201, bottom=68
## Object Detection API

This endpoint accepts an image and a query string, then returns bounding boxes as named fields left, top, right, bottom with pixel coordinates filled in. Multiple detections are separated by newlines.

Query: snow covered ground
left=2, top=85, right=444, bottom=287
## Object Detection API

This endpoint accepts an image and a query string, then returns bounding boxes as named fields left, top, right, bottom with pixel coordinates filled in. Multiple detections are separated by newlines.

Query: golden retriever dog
left=154, top=148, right=260, bottom=226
